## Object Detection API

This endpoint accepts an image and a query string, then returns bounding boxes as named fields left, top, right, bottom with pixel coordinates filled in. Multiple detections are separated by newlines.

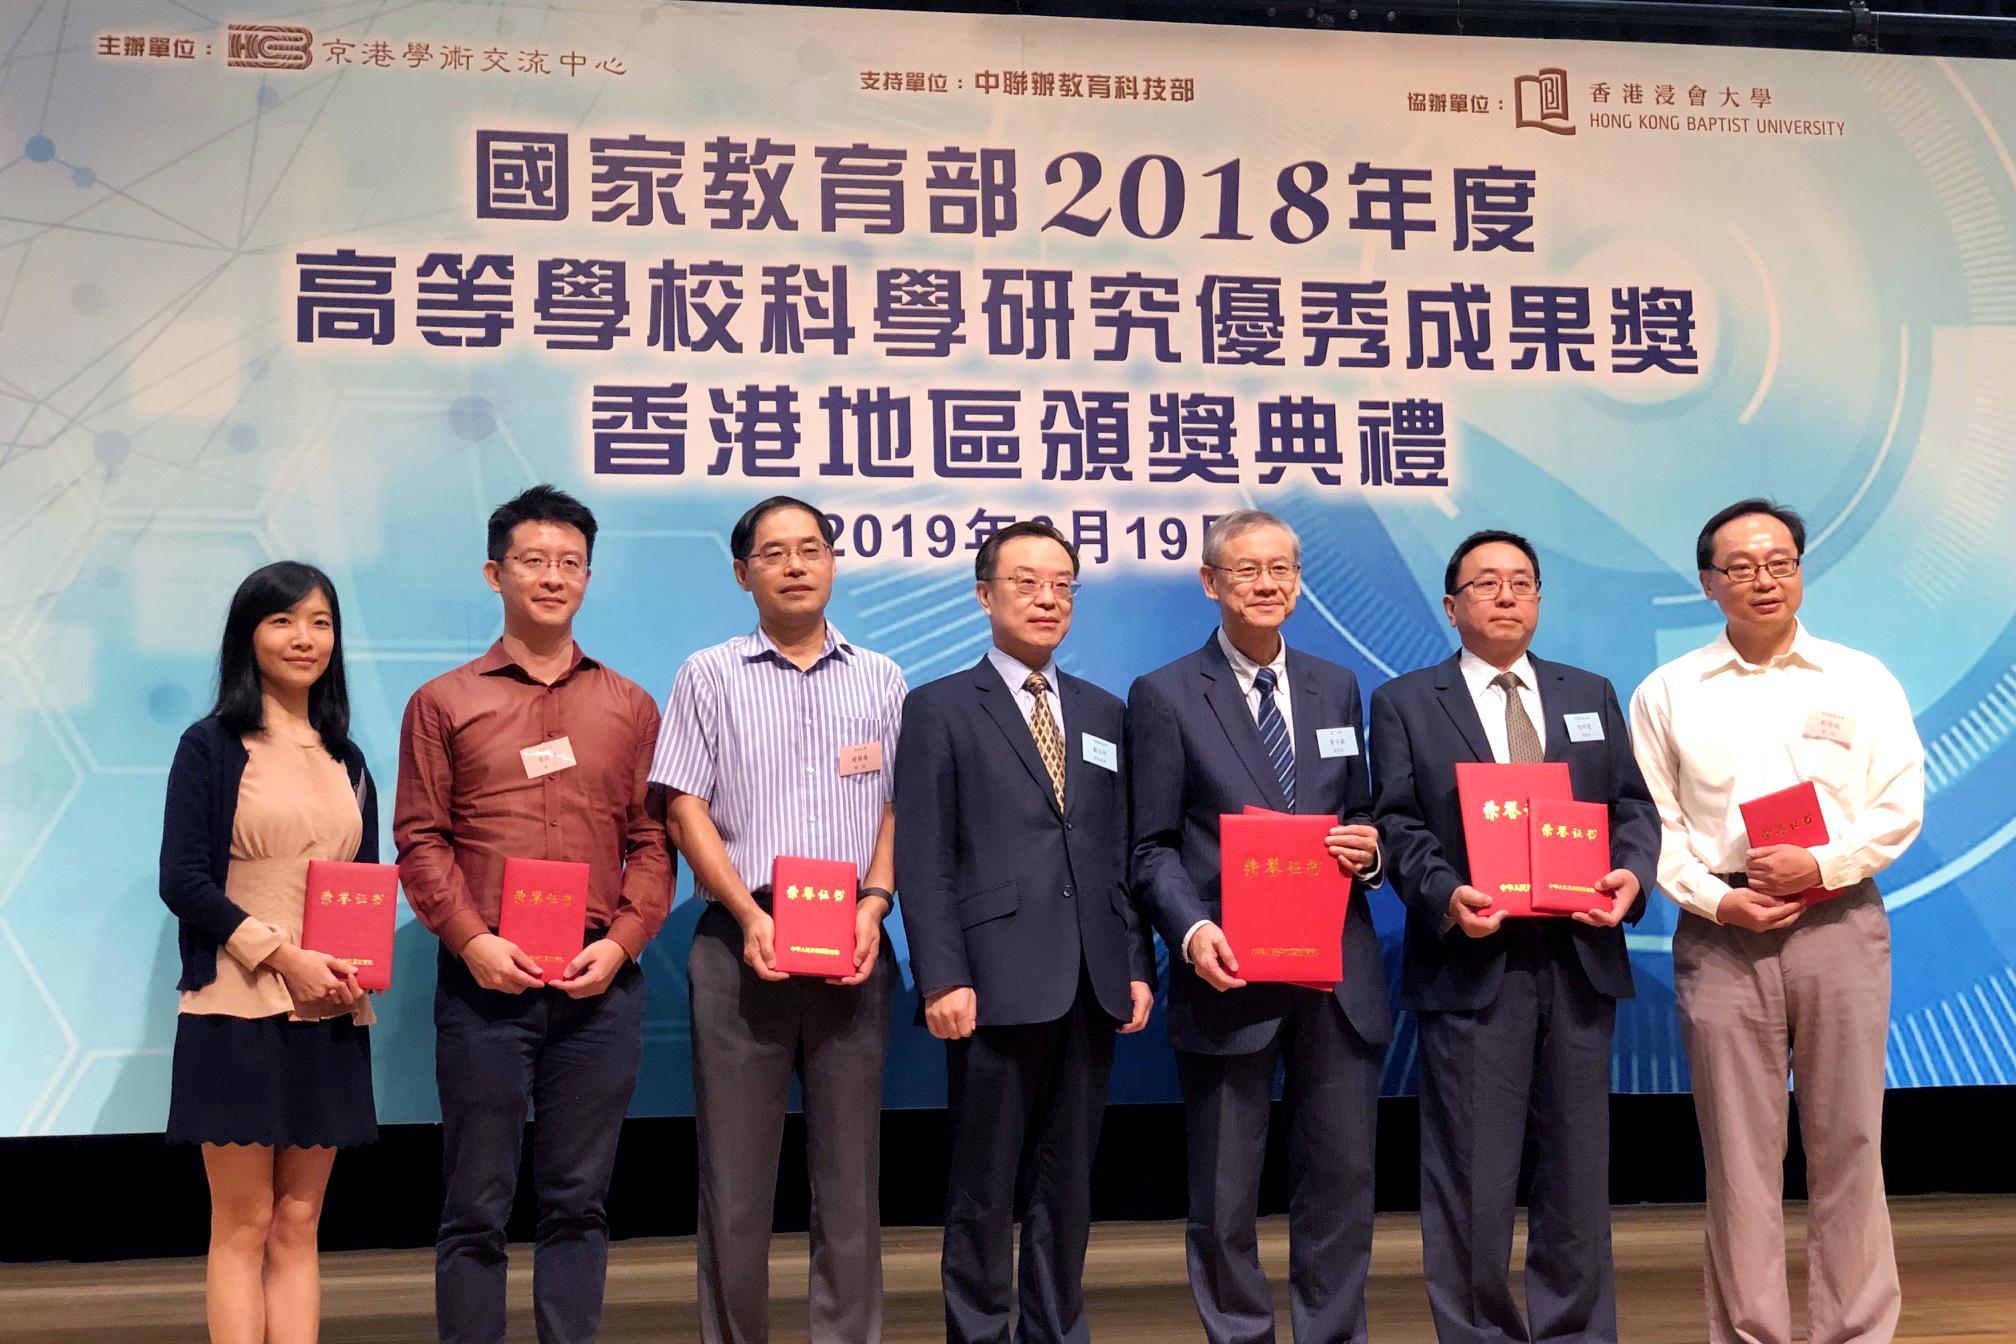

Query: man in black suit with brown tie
left=1369, top=529, right=1658, bottom=1344
left=897, top=519, right=1155, bottom=1344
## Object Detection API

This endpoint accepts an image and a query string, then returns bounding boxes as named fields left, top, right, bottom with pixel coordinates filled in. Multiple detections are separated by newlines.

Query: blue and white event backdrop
left=4, top=0, right=2015, bottom=1136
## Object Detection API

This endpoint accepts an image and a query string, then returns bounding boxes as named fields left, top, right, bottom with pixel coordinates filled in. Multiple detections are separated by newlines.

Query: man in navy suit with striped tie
left=897, top=519, right=1155, bottom=1344
left=1127, top=509, right=1393, bottom=1344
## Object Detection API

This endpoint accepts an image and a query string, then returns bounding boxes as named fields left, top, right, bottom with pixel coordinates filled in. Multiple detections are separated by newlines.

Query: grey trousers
left=1674, top=881, right=1897, bottom=1344
left=688, top=901, right=893, bottom=1344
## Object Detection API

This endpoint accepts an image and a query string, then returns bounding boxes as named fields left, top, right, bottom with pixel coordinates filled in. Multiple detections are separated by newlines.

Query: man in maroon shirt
left=395, top=484, right=673, bottom=1344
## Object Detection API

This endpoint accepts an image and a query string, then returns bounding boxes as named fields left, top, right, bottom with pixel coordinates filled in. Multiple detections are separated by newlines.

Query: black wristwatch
left=859, top=886, right=894, bottom=912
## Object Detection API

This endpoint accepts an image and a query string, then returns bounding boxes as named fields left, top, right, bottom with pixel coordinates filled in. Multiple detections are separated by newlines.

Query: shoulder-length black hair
left=210, top=561, right=352, bottom=753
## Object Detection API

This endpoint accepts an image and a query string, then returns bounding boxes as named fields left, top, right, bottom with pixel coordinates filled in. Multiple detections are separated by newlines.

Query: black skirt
left=166, top=1012, right=378, bottom=1149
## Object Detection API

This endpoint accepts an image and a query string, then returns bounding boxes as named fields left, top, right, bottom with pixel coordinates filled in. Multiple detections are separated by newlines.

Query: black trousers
left=1417, top=924, right=1618, bottom=1344
left=942, top=971, right=1118, bottom=1344
left=1177, top=990, right=1382, bottom=1344
left=433, top=944, right=645, bottom=1344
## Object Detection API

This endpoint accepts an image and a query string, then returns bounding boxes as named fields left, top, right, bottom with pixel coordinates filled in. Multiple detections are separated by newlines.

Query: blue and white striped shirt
left=650, top=623, right=907, bottom=899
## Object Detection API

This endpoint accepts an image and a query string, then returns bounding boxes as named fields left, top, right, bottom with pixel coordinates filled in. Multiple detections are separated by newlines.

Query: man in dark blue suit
left=1128, top=509, right=1392, bottom=1344
left=897, top=519, right=1156, bottom=1344
left=1368, top=530, right=1658, bottom=1344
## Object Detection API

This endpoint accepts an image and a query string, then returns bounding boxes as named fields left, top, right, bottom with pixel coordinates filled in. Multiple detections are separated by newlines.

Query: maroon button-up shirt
left=395, top=641, right=673, bottom=960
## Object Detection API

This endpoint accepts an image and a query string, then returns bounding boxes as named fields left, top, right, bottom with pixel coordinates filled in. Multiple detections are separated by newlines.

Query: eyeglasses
left=1707, top=556, right=1801, bottom=585
left=1210, top=563, right=1301, bottom=588
left=1452, top=575, right=1540, bottom=601
left=507, top=552, right=588, bottom=580
left=749, top=542, right=833, bottom=569
left=989, top=576, right=1081, bottom=602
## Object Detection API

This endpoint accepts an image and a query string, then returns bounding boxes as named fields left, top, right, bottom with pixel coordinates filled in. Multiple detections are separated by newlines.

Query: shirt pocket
left=1789, top=730, right=1861, bottom=798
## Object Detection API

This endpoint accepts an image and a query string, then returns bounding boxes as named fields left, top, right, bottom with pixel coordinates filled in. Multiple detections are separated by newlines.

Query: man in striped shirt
left=650, top=495, right=906, bottom=1344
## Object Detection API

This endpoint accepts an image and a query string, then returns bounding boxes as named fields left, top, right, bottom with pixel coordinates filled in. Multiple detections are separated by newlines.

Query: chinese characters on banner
left=289, top=130, right=1704, bottom=566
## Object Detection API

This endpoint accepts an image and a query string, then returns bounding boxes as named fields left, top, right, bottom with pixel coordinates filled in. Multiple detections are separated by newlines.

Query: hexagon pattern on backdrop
left=6, top=1, right=2016, bottom=1136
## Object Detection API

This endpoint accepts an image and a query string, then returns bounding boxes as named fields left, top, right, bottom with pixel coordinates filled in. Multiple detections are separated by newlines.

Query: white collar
left=1217, top=626, right=1287, bottom=688
left=986, top=644, right=1060, bottom=693
left=1700, top=622, right=1826, bottom=677
left=1458, top=646, right=1538, bottom=698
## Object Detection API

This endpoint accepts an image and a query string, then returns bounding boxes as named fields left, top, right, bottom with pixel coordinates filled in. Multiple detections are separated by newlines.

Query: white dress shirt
left=1458, top=647, right=1547, bottom=761
left=985, top=645, right=1065, bottom=741
left=1217, top=626, right=1295, bottom=746
left=1628, top=623, right=1924, bottom=923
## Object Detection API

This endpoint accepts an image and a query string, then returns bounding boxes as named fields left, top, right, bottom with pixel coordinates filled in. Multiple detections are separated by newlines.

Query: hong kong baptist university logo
left=1514, top=67, right=1576, bottom=135
left=227, top=23, right=313, bottom=70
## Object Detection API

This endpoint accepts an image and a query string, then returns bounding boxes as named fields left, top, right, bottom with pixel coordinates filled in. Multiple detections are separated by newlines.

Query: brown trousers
left=1673, top=881, right=1897, bottom=1344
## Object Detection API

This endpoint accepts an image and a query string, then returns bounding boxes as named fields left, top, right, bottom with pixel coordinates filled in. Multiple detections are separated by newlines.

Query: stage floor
left=3, top=1196, right=2011, bottom=1342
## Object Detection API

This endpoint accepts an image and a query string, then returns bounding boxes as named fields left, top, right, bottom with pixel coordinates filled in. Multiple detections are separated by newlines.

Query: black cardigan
left=158, top=716, right=380, bottom=991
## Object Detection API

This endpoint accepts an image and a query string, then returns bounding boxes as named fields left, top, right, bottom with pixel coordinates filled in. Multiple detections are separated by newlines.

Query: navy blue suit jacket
left=1127, top=631, right=1394, bottom=1055
left=896, top=657, right=1152, bottom=1028
left=1368, top=652, right=1659, bottom=1013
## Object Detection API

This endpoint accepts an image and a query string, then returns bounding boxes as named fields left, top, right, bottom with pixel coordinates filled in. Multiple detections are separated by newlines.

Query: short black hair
left=975, top=519, right=1080, bottom=581
left=1444, top=529, right=1541, bottom=595
left=487, top=484, right=597, bottom=564
left=209, top=561, right=351, bottom=752
left=731, top=496, right=835, bottom=562
left=1695, top=498, right=1806, bottom=571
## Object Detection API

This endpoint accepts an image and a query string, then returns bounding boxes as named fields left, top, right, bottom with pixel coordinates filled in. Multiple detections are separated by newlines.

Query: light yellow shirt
left=1627, top=623, right=1924, bottom=923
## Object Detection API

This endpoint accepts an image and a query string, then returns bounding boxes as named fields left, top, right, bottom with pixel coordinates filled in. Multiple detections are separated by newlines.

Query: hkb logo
left=1514, top=67, right=1576, bottom=134
left=226, top=23, right=313, bottom=70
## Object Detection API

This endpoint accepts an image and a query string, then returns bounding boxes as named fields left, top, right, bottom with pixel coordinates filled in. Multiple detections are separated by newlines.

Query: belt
left=1715, top=871, right=1749, bottom=888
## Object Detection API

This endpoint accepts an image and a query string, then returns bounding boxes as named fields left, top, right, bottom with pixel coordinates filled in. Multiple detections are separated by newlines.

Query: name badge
left=1316, top=726, right=1359, bottom=759
left=839, top=741, right=883, bottom=777
left=521, top=736, right=577, bottom=779
left=1804, top=707, right=1855, bottom=747
left=1563, top=712, right=1605, bottom=743
left=1082, top=733, right=1118, bottom=772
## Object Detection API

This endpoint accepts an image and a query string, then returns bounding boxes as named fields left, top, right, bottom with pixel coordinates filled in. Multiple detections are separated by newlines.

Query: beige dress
left=178, top=727, right=376, bottom=1025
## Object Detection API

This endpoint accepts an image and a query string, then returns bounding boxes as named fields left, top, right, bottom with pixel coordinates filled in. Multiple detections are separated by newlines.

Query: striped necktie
left=1253, top=665, right=1296, bottom=809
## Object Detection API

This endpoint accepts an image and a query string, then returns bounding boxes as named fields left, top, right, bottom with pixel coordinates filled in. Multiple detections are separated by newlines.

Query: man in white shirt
left=1630, top=498, right=1924, bottom=1344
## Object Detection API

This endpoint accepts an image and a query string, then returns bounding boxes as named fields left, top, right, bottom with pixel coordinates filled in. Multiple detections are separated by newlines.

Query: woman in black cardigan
left=159, top=561, right=380, bottom=1344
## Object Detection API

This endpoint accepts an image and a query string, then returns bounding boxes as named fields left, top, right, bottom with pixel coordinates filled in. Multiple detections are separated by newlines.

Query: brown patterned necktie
left=1025, top=672, right=1066, bottom=808
left=1492, top=670, right=1543, bottom=763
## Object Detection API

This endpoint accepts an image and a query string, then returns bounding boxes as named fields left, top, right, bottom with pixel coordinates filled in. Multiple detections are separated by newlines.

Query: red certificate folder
left=1219, top=814, right=1345, bottom=984
left=1243, top=806, right=1340, bottom=989
left=498, top=857, right=590, bottom=982
left=1455, top=762, right=1573, bottom=917
left=1739, top=780, right=1835, bottom=903
left=770, top=856, right=858, bottom=977
left=301, top=860, right=399, bottom=991
left=1528, top=800, right=1613, bottom=915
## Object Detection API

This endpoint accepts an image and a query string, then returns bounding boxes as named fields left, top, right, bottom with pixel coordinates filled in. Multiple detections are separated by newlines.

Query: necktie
left=1254, top=666, right=1296, bottom=809
left=1025, top=672, right=1066, bottom=809
left=1493, top=670, right=1543, bottom=763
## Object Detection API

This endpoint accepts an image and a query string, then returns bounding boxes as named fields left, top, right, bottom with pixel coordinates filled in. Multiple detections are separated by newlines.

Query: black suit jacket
left=1127, top=631, right=1394, bottom=1055
left=1368, top=651, right=1659, bottom=1013
left=896, top=657, right=1152, bottom=1027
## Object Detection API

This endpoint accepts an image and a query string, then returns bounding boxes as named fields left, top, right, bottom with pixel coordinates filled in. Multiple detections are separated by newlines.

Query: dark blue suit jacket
left=1127, top=632, right=1393, bottom=1056
left=1368, top=652, right=1659, bottom=1013
left=896, top=657, right=1153, bottom=1028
